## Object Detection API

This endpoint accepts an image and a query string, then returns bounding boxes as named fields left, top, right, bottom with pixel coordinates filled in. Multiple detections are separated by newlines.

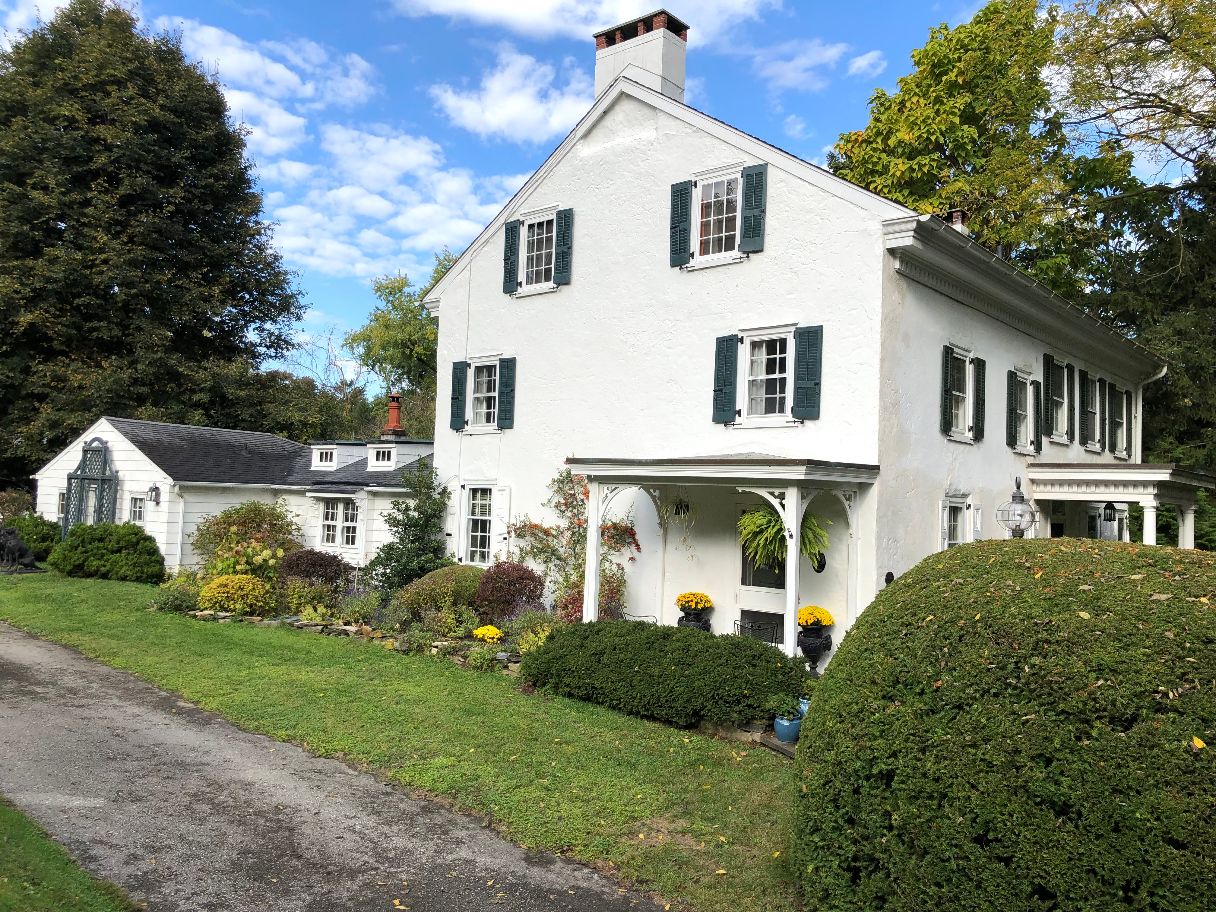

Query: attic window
left=314, top=448, right=336, bottom=469
left=374, top=448, right=394, bottom=464
left=317, top=450, right=334, bottom=464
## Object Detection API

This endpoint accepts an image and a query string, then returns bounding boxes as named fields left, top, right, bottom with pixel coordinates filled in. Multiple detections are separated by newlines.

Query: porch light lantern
left=996, top=477, right=1037, bottom=538
left=1102, top=502, right=1117, bottom=524
left=146, top=484, right=161, bottom=506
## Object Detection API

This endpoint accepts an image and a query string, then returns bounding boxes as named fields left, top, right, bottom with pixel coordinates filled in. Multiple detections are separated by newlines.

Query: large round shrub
left=384, top=564, right=485, bottom=631
left=190, top=500, right=301, bottom=564
left=474, top=561, right=544, bottom=624
left=278, top=548, right=354, bottom=588
left=47, top=523, right=164, bottom=583
left=4, top=513, right=61, bottom=560
left=792, top=540, right=1216, bottom=912
left=520, top=620, right=808, bottom=727
left=198, top=574, right=274, bottom=616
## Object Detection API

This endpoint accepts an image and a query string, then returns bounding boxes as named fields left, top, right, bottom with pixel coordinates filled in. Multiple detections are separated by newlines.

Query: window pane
left=746, top=336, right=789, bottom=416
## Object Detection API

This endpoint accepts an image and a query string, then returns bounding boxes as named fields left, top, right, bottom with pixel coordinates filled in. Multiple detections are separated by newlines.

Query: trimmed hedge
left=4, top=513, right=61, bottom=561
left=792, top=539, right=1216, bottom=912
left=384, top=564, right=485, bottom=631
left=520, top=621, right=807, bottom=727
left=47, top=523, right=164, bottom=584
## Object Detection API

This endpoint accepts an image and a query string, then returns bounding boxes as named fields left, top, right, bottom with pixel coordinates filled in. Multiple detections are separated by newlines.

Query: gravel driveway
left=0, top=623, right=655, bottom=912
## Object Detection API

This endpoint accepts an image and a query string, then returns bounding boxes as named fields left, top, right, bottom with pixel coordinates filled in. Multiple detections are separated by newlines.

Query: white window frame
left=693, top=165, right=743, bottom=265
left=735, top=324, right=797, bottom=427
left=1049, top=361, right=1069, bottom=443
left=465, top=487, right=493, bottom=566
left=341, top=500, right=359, bottom=548
left=470, top=361, right=499, bottom=428
left=946, top=345, right=977, bottom=442
left=516, top=206, right=558, bottom=295
left=369, top=447, right=395, bottom=471
left=321, top=500, right=339, bottom=545
left=940, top=495, right=972, bottom=551
left=1012, top=371, right=1036, bottom=454
left=129, top=496, right=145, bottom=524
left=320, top=498, right=358, bottom=548
left=1084, top=376, right=1102, bottom=450
left=1110, top=389, right=1129, bottom=458
left=56, top=491, right=66, bottom=519
left=313, top=447, right=336, bottom=470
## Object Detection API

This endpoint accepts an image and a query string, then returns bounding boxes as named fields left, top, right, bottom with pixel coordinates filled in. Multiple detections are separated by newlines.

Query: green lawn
left=0, top=799, right=136, bottom=912
left=0, top=574, right=800, bottom=912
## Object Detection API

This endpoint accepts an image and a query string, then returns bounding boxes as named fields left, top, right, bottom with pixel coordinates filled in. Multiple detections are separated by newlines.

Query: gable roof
left=104, top=418, right=423, bottom=489
left=424, top=76, right=913, bottom=309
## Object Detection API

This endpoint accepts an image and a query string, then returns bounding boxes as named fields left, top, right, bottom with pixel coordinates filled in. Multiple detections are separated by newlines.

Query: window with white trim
left=940, top=496, right=971, bottom=550
left=466, top=487, right=493, bottom=565
left=697, top=173, right=740, bottom=258
left=320, top=499, right=358, bottom=547
left=321, top=501, right=339, bottom=545
left=314, top=447, right=336, bottom=468
left=741, top=546, right=784, bottom=589
left=522, top=213, right=555, bottom=287
left=1049, top=361, right=1068, bottom=439
left=57, top=491, right=66, bottom=519
left=342, top=501, right=359, bottom=547
left=947, top=349, right=972, bottom=436
left=129, top=496, right=145, bottom=524
left=1013, top=372, right=1034, bottom=450
left=1110, top=390, right=1128, bottom=455
left=1084, top=376, right=1100, bottom=447
left=373, top=448, right=394, bottom=465
left=738, top=328, right=793, bottom=419
left=471, top=363, right=498, bottom=426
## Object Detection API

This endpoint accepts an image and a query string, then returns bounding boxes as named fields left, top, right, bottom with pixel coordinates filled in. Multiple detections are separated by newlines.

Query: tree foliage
left=365, top=459, right=452, bottom=592
left=0, top=0, right=302, bottom=487
left=829, top=0, right=1137, bottom=295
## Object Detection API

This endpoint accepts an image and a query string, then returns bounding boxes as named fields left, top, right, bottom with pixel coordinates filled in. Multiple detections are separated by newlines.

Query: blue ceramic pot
left=773, top=715, right=801, bottom=743
left=798, top=698, right=811, bottom=718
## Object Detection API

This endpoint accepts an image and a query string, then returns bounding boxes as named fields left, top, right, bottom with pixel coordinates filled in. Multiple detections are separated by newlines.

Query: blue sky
left=1, top=0, right=985, bottom=345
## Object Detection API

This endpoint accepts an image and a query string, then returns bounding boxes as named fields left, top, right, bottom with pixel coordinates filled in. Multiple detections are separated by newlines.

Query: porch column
left=1179, top=505, right=1197, bottom=549
left=1141, top=500, right=1158, bottom=546
left=783, top=486, right=802, bottom=659
left=583, top=480, right=602, bottom=622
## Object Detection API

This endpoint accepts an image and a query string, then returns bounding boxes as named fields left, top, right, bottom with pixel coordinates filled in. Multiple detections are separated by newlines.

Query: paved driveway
left=0, top=624, right=654, bottom=912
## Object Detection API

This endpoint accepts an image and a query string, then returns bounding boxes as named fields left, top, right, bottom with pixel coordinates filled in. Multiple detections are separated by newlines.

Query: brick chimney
left=382, top=392, right=403, bottom=438
left=593, top=10, right=689, bottom=102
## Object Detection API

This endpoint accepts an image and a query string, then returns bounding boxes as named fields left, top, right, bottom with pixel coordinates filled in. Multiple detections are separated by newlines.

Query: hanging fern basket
left=737, top=507, right=830, bottom=573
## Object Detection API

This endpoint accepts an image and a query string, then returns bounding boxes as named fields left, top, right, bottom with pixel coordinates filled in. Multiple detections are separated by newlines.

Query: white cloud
left=753, top=39, right=849, bottom=93
left=430, top=45, right=594, bottom=144
left=258, top=159, right=318, bottom=185
left=847, top=49, right=886, bottom=79
left=224, top=88, right=309, bottom=156
left=782, top=113, right=808, bottom=140
left=320, top=124, right=445, bottom=189
left=392, top=0, right=780, bottom=46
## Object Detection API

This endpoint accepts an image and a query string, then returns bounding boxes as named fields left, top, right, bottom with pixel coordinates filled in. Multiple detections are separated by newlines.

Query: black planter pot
left=676, top=610, right=711, bottom=632
left=797, top=623, right=833, bottom=671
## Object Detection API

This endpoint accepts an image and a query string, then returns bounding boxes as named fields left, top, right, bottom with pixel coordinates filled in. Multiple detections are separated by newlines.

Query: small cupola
left=593, top=9, right=689, bottom=102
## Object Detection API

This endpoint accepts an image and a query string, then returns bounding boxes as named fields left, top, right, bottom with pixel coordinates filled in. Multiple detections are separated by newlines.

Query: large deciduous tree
left=828, top=0, right=1137, bottom=296
left=0, top=0, right=302, bottom=487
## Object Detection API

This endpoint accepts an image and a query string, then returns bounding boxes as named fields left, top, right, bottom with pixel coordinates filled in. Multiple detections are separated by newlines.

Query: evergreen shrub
left=520, top=621, right=807, bottom=727
left=47, top=523, right=164, bottom=583
left=4, top=513, right=61, bottom=560
left=791, top=539, right=1216, bottom=912
left=384, top=564, right=484, bottom=631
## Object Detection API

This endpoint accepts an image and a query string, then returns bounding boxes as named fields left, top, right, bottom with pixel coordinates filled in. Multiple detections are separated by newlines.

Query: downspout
left=1135, top=365, right=1168, bottom=462
left=174, top=484, right=186, bottom=570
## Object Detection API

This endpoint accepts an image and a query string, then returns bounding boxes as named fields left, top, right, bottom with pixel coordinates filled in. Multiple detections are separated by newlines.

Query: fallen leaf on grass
left=1191, top=736, right=1206, bottom=751
left=1150, top=593, right=1172, bottom=601
left=714, top=869, right=727, bottom=876
left=1077, top=612, right=1091, bottom=619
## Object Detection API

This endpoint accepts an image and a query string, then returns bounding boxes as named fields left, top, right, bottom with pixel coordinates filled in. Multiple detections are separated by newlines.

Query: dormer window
left=313, top=447, right=336, bottom=470
left=370, top=447, right=395, bottom=470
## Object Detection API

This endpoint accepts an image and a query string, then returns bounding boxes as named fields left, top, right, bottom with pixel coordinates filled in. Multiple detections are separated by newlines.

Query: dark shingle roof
left=106, top=418, right=423, bottom=489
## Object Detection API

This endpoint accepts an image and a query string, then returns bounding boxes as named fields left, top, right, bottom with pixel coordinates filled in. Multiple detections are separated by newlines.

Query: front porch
left=1027, top=463, right=1215, bottom=547
left=568, top=454, right=879, bottom=658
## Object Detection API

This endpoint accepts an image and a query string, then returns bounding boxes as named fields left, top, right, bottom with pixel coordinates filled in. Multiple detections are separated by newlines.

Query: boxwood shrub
left=4, top=513, right=61, bottom=561
left=792, top=539, right=1216, bottom=912
left=520, top=621, right=807, bottom=727
left=47, top=523, right=164, bottom=584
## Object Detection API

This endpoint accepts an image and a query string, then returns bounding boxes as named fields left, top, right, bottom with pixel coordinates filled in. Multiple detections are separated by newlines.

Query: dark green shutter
left=941, top=345, right=954, bottom=436
left=1042, top=353, right=1055, bottom=437
left=1066, top=364, right=1076, bottom=442
left=740, top=164, right=767, bottom=253
left=712, top=335, right=739, bottom=423
left=496, top=357, right=516, bottom=429
left=1006, top=370, right=1019, bottom=448
left=1078, top=369, right=1091, bottom=444
left=503, top=220, right=520, bottom=294
left=1097, top=378, right=1107, bottom=451
left=972, top=357, right=986, bottom=440
left=670, top=181, right=692, bottom=267
left=553, top=209, right=573, bottom=285
left=1032, top=380, right=1043, bottom=454
left=791, top=325, right=823, bottom=420
left=449, top=361, right=468, bottom=431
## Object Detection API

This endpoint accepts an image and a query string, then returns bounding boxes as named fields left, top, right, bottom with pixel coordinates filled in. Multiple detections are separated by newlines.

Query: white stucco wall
left=875, top=264, right=1145, bottom=582
left=432, top=92, right=895, bottom=620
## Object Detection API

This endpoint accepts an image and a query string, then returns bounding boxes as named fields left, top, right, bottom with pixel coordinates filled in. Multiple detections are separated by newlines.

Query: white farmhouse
left=32, top=398, right=432, bottom=570
left=425, top=10, right=1214, bottom=656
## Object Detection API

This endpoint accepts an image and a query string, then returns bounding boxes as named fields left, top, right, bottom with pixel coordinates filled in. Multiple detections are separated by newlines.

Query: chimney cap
left=593, top=9, right=690, bottom=47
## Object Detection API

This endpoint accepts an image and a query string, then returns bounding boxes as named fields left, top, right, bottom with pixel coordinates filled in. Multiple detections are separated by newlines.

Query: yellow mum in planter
left=798, top=605, right=834, bottom=627
left=675, top=592, right=713, bottom=611
left=472, top=624, right=503, bottom=644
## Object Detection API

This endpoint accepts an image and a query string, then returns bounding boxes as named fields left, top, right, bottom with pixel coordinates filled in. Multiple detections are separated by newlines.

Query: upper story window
left=1042, top=353, right=1076, bottom=443
left=466, top=487, right=493, bottom=565
left=1049, top=362, right=1067, bottom=434
left=1006, top=370, right=1039, bottom=453
left=941, top=346, right=986, bottom=442
left=471, top=362, right=498, bottom=426
left=1109, top=385, right=1129, bottom=457
left=503, top=209, right=572, bottom=295
left=313, top=447, right=336, bottom=469
left=374, top=448, right=393, bottom=464
left=523, top=213, right=555, bottom=286
left=671, top=164, right=767, bottom=270
left=698, top=174, right=739, bottom=258
left=745, top=334, right=788, bottom=417
left=129, top=496, right=145, bottom=524
left=713, top=324, right=822, bottom=426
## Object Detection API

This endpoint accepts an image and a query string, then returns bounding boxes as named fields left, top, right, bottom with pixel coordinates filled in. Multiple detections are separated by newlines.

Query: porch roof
left=566, top=453, right=879, bottom=485
left=1026, top=463, right=1215, bottom=507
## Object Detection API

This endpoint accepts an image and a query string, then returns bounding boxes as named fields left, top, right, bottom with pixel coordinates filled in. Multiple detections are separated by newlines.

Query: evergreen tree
left=0, top=0, right=302, bottom=487
left=365, top=460, right=452, bottom=592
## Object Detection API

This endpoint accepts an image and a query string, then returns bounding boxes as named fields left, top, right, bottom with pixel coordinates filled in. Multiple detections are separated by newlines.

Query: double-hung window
left=940, top=497, right=970, bottom=550
left=341, top=501, right=359, bottom=547
left=714, top=325, right=822, bottom=426
left=321, top=501, right=339, bottom=545
left=471, top=363, right=498, bottom=427
left=466, top=488, right=493, bottom=565
left=1049, top=361, right=1068, bottom=438
left=129, top=496, right=145, bottom=524
left=942, top=346, right=985, bottom=441
left=697, top=173, right=740, bottom=259
left=522, top=212, right=555, bottom=287
left=321, top=499, right=358, bottom=547
left=745, top=334, right=789, bottom=418
left=1007, top=371, right=1036, bottom=451
left=1110, top=389, right=1128, bottom=456
left=56, top=492, right=66, bottom=519
left=1084, top=375, right=1101, bottom=448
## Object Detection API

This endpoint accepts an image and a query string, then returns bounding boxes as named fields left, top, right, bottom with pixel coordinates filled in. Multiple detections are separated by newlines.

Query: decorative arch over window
left=63, top=438, right=118, bottom=534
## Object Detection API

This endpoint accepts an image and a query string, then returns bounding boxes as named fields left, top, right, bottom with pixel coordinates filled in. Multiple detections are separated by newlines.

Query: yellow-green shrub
left=198, top=574, right=273, bottom=616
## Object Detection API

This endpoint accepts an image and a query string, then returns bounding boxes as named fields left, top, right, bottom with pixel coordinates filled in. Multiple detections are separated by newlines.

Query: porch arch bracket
left=736, top=486, right=818, bottom=537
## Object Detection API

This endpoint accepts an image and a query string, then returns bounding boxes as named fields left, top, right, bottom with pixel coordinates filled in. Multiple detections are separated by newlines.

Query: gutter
left=1134, top=364, right=1168, bottom=462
